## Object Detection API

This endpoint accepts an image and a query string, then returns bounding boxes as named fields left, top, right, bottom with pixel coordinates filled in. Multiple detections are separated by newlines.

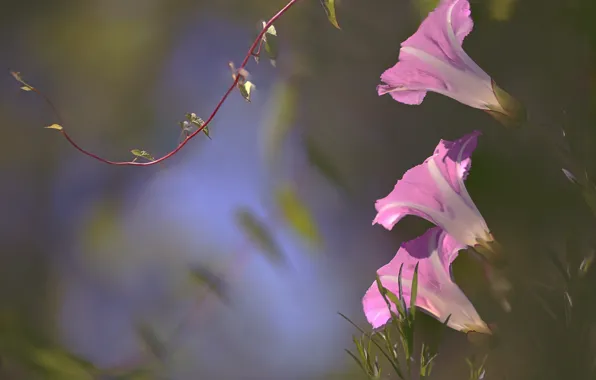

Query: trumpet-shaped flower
left=377, top=0, right=523, bottom=123
left=374, top=131, right=490, bottom=248
left=363, top=227, right=490, bottom=333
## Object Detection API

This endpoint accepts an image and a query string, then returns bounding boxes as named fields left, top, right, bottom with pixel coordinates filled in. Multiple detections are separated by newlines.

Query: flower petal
left=402, top=0, right=476, bottom=72
left=362, top=227, right=489, bottom=333
left=373, top=131, right=489, bottom=246
left=378, top=0, right=501, bottom=110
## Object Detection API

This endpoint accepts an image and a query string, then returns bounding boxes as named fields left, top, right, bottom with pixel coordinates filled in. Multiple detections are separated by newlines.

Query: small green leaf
left=184, top=112, right=210, bottom=139
left=260, top=21, right=279, bottom=66
left=319, top=0, right=341, bottom=29
left=45, top=123, right=63, bottom=131
left=131, top=149, right=155, bottom=161
left=235, top=208, right=286, bottom=265
left=275, top=183, right=322, bottom=247
left=238, top=81, right=255, bottom=102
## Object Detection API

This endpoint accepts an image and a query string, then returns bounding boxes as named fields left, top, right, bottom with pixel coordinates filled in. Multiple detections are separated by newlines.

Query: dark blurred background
left=1, top=0, right=596, bottom=379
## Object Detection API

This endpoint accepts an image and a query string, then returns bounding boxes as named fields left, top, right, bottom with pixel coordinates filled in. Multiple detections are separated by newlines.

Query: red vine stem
left=31, top=0, right=302, bottom=167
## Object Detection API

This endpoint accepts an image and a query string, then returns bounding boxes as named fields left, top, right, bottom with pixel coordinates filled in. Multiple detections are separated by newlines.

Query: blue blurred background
left=2, top=0, right=596, bottom=379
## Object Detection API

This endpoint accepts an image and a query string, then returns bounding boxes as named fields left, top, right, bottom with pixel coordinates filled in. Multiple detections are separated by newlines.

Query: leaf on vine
left=319, top=0, right=341, bottom=29
left=10, top=70, right=35, bottom=91
left=229, top=62, right=255, bottom=102
left=131, top=149, right=155, bottom=161
left=275, top=183, right=322, bottom=247
left=261, top=21, right=279, bottom=66
left=45, top=124, right=63, bottom=131
left=235, top=208, right=286, bottom=265
left=183, top=112, right=210, bottom=138
left=238, top=81, right=256, bottom=102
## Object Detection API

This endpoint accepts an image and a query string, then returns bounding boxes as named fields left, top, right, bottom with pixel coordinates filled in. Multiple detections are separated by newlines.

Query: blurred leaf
left=20, top=86, right=32, bottom=91
left=262, top=81, right=298, bottom=165
left=45, top=124, right=63, bottom=131
left=235, top=208, right=285, bottom=265
left=189, top=265, right=229, bottom=303
left=319, top=0, right=341, bottom=29
left=489, top=0, right=518, bottom=21
left=547, top=248, right=571, bottom=283
left=419, top=342, right=438, bottom=378
left=304, top=135, right=348, bottom=192
left=131, top=149, right=155, bottom=161
left=29, top=347, right=96, bottom=380
left=0, top=312, right=98, bottom=379
left=562, top=168, right=579, bottom=184
left=136, top=323, right=166, bottom=360
left=488, top=80, right=527, bottom=128
left=579, top=250, right=595, bottom=277
left=275, top=183, right=322, bottom=247
left=466, top=355, right=488, bottom=380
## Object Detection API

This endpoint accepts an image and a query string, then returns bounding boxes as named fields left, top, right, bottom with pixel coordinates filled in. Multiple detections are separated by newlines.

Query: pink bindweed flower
left=377, top=0, right=524, bottom=125
left=374, top=131, right=492, bottom=248
left=363, top=227, right=490, bottom=333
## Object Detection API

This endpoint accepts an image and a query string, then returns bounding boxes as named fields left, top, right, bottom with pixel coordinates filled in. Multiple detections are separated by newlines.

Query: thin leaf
left=319, top=0, right=341, bottom=29
left=45, top=124, right=63, bottom=131
left=562, top=168, right=579, bottom=185
left=131, top=149, right=155, bottom=161
left=235, top=208, right=285, bottom=265
left=547, top=248, right=570, bottom=283
left=275, top=183, right=322, bottom=247
left=262, top=81, right=297, bottom=165
left=409, top=262, right=419, bottom=319
left=345, top=349, right=366, bottom=373
left=136, top=323, right=166, bottom=360
left=189, top=265, right=229, bottom=303
left=579, top=250, right=595, bottom=277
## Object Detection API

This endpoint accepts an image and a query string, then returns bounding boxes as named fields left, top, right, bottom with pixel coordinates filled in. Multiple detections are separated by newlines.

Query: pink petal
left=377, top=0, right=495, bottom=109
left=373, top=131, right=481, bottom=231
left=402, top=0, right=474, bottom=70
left=362, top=228, right=488, bottom=333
